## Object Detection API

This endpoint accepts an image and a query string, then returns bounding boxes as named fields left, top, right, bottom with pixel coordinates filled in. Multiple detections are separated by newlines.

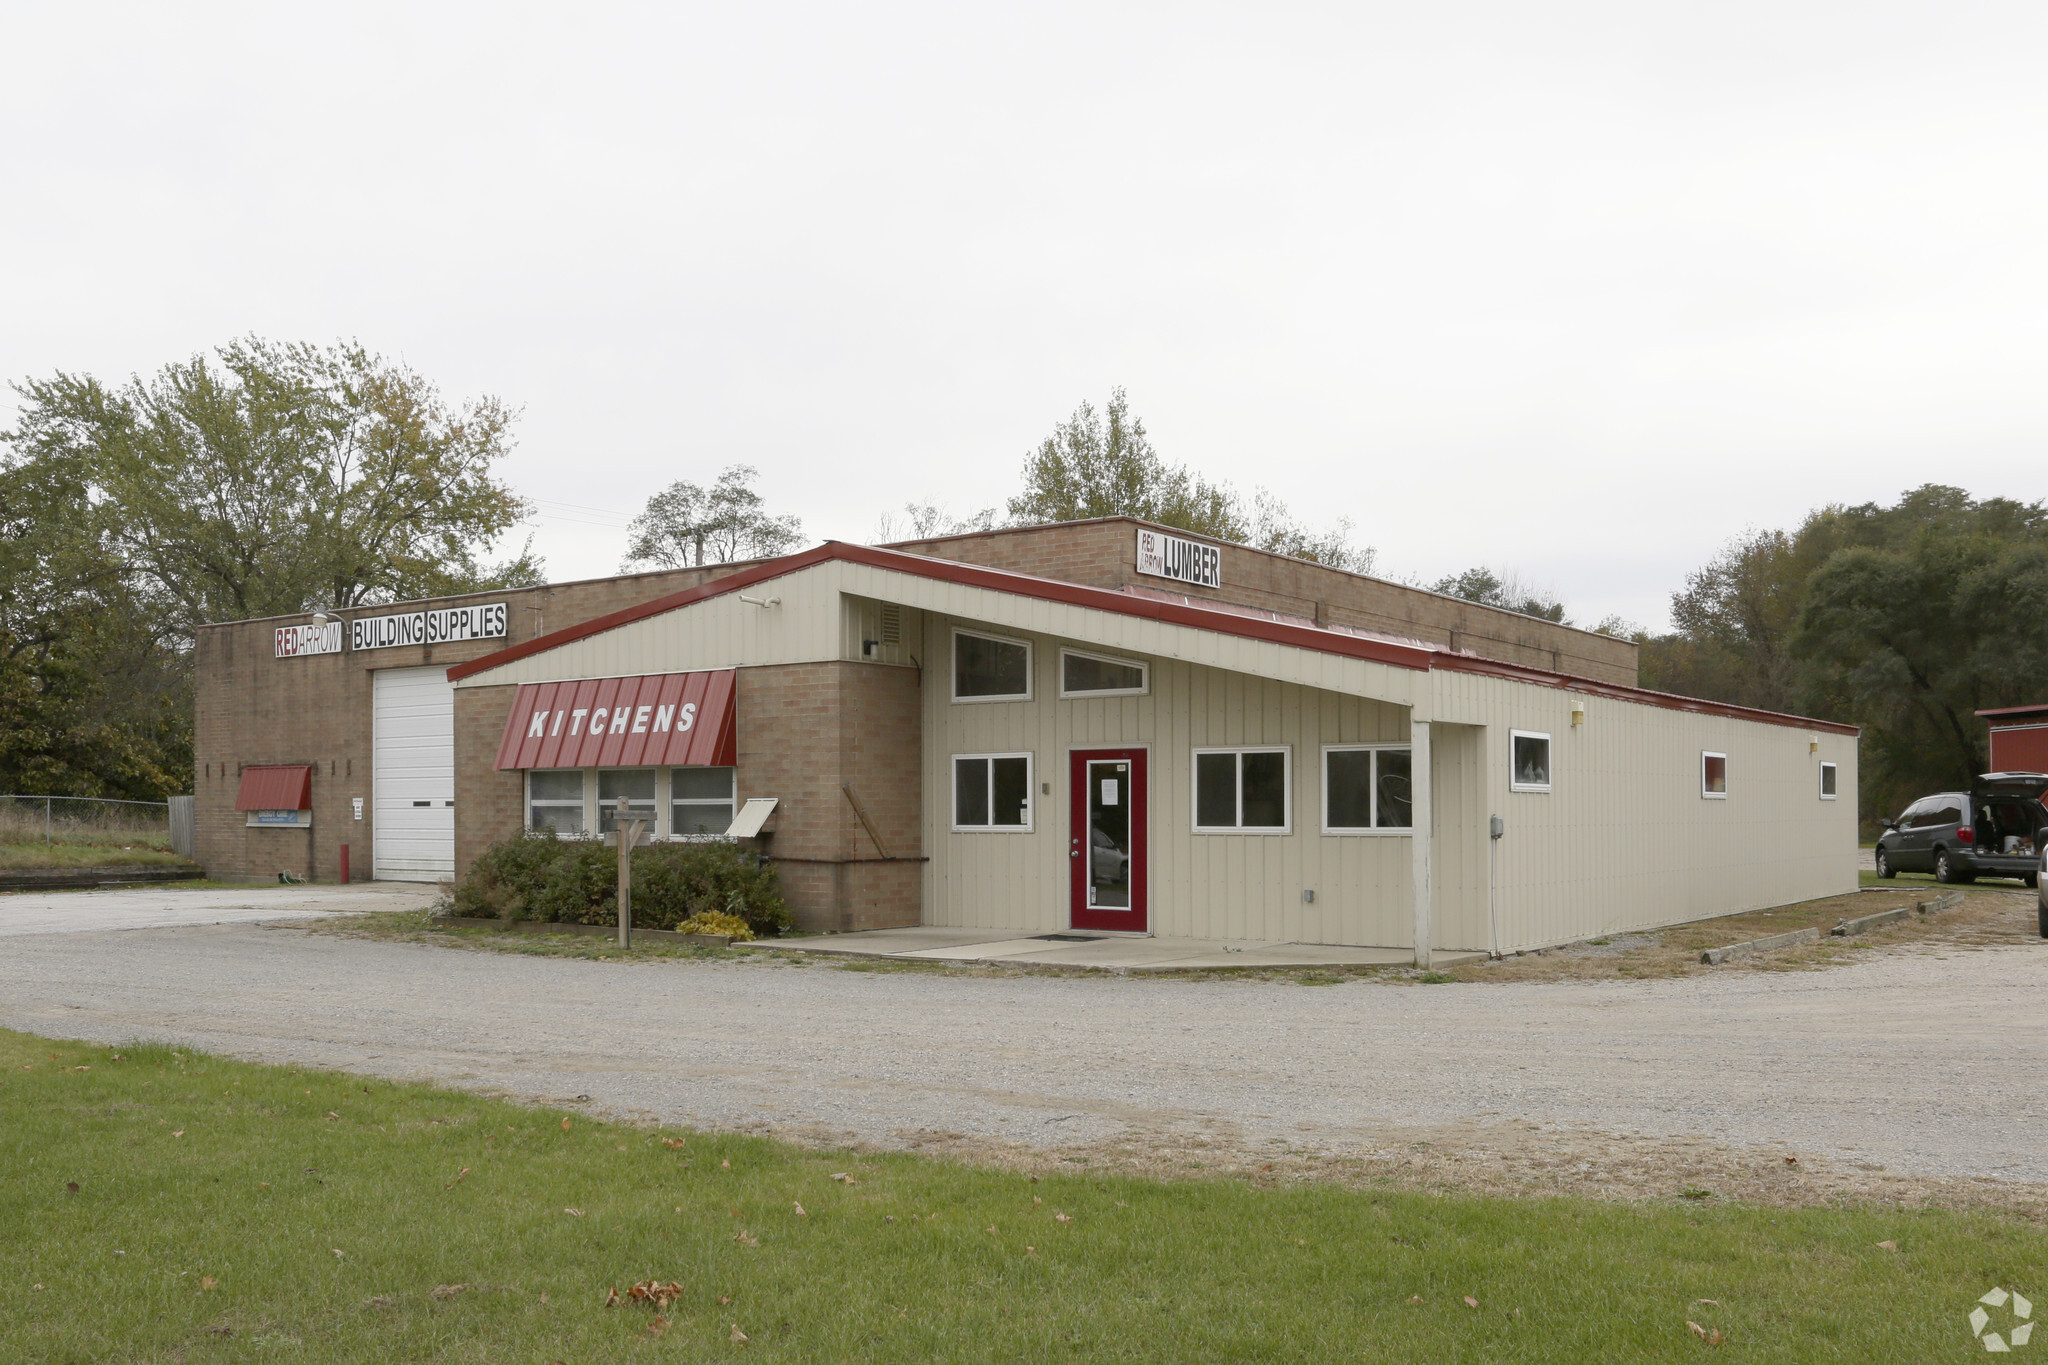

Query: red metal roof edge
left=1976, top=704, right=2048, bottom=720
left=444, top=541, right=1858, bottom=735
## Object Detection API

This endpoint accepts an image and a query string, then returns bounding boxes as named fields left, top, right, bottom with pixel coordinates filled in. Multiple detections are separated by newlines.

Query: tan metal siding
left=922, top=611, right=1416, bottom=945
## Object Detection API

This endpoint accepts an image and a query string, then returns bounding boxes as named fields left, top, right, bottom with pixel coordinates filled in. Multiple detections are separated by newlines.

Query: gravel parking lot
left=3, top=909, right=2045, bottom=1207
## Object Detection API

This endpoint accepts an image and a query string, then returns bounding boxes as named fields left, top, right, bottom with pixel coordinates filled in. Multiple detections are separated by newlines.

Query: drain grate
left=1033, top=933, right=1104, bottom=942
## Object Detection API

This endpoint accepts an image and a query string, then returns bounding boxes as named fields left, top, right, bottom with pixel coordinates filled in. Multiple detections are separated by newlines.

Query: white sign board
left=353, top=602, right=508, bottom=651
left=1135, top=529, right=1221, bottom=589
left=274, top=621, right=343, bottom=658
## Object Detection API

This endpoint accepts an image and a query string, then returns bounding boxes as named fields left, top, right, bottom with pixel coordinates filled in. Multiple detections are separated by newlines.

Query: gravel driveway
left=4, top=920, right=2045, bottom=1202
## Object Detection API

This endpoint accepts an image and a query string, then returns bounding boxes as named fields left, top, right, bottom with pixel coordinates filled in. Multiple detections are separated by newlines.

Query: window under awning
left=493, top=669, right=738, bottom=770
left=235, top=764, right=312, bottom=811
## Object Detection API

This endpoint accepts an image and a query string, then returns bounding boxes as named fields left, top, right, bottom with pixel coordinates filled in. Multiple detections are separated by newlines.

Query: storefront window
left=671, top=766, right=736, bottom=836
left=598, top=769, right=657, bottom=832
left=528, top=770, right=586, bottom=834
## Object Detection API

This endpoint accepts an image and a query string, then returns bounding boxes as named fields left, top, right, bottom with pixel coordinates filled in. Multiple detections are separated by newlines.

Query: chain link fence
left=0, top=794, right=177, bottom=854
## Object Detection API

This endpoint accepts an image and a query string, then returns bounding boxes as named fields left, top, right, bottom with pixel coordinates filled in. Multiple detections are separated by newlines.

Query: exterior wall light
left=1570, top=700, right=1586, bottom=727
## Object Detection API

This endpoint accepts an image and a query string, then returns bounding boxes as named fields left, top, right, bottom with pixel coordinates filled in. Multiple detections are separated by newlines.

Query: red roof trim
left=1976, top=704, right=2048, bottom=721
left=235, top=764, right=312, bottom=811
left=444, top=541, right=1857, bottom=735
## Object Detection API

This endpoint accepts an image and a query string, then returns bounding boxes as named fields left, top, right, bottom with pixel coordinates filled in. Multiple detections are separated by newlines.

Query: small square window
left=1192, top=748, right=1291, bottom=832
left=1060, top=649, right=1148, bottom=697
left=953, top=753, right=1033, bottom=829
left=1702, top=751, right=1728, bottom=799
left=1819, top=761, right=1838, bottom=800
left=598, top=769, right=657, bottom=832
left=1322, top=746, right=1413, bottom=832
left=1510, top=731, right=1551, bottom=793
left=953, top=629, right=1031, bottom=701
left=527, top=769, right=586, bottom=834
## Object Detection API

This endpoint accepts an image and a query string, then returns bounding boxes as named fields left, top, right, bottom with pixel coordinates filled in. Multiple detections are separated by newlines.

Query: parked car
left=1874, top=773, right=2048, bottom=889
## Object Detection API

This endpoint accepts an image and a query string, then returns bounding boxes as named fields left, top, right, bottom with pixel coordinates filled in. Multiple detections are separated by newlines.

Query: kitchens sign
left=353, top=602, right=508, bottom=651
left=1135, top=528, right=1221, bottom=589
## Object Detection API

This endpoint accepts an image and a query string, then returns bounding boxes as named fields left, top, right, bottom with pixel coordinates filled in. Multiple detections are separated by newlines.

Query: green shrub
left=450, top=833, right=789, bottom=937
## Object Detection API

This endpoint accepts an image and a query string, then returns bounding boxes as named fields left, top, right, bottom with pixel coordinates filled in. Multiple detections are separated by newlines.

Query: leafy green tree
left=1428, top=566, right=1567, bottom=623
left=1007, top=388, right=1373, bottom=570
left=622, top=464, right=804, bottom=569
left=6, top=337, right=540, bottom=639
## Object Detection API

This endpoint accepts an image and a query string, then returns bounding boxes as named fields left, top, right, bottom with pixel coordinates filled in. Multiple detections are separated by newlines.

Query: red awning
left=494, top=670, right=737, bottom=770
left=235, top=765, right=312, bottom=811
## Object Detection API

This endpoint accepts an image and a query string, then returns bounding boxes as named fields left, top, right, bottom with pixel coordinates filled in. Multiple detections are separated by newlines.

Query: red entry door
left=1070, top=749, right=1147, bottom=933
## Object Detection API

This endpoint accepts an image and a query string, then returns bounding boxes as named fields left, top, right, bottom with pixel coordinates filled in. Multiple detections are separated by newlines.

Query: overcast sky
left=5, top=2, right=2044, bottom=630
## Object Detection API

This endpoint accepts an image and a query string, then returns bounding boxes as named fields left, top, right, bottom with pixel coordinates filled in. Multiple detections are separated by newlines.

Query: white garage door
left=373, top=666, right=455, bottom=881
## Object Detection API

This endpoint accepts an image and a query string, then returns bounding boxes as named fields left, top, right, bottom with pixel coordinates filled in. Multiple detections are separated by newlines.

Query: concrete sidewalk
left=750, top=925, right=1482, bottom=971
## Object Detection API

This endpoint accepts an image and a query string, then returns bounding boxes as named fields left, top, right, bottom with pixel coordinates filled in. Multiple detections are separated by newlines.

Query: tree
left=5, top=337, right=541, bottom=639
left=621, top=465, right=804, bottom=570
left=1006, top=388, right=1376, bottom=571
left=1006, top=388, right=1243, bottom=540
left=1428, top=567, right=1567, bottom=623
left=873, top=501, right=997, bottom=543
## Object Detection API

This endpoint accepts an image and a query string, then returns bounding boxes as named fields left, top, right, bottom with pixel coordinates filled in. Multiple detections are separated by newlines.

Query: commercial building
left=195, top=517, right=1858, bottom=961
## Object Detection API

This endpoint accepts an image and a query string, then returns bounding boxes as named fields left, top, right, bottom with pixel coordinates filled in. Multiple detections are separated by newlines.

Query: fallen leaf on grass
left=646, top=1315, right=670, bottom=1338
left=718, top=1295, right=733, bottom=1306
left=617, top=1143, right=627, bottom=1152
left=1054, top=1213, right=1074, bottom=1225
left=720, top=1159, right=731, bottom=1169
left=561, top=1118, right=572, bottom=1132
left=1405, top=1296, right=1423, bottom=1305
left=1783, top=1156, right=1799, bottom=1165
left=200, top=1276, right=217, bottom=1291
left=73, top=1065, right=90, bottom=1071
left=172, top=1130, right=185, bottom=1138
left=563, top=1208, right=584, bottom=1218
left=625, top=1281, right=684, bottom=1309
left=65, top=1182, right=78, bottom=1194
left=793, top=1202, right=806, bottom=1217
left=985, top=1225, right=998, bottom=1235
left=326, top=1111, right=340, bottom=1121
left=603, top=1287, right=621, bottom=1307
left=332, top=1249, right=345, bottom=1258
left=734, top=1230, right=758, bottom=1247
left=1694, top=1299, right=1720, bottom=1307
left=1025, top=1246, right=1037, bottom=1256
left=730, top=1324, right=748, bottom=1344
left=829, top=1172, right=854, bottom=1183
left=1877, top=1240, right=1897, bottom=1250
left=662, top=1137, right=686, bottom=1149
left=1686, top=1321, right=1724, bottom=1345
left=1464, top=1296, right=1479, bottom=1309
left=258, top=1182, right=269, bottom=1190
left=429, top=1283, right=469, bottom=1300
left=445, top=1168, right=471, bottom=1188
left=539, top=1293, right=548, bottom=1304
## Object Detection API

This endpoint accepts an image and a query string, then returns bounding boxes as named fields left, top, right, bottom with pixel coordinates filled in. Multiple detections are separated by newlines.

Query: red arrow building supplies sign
left=493, top=670, right=737, bottom=770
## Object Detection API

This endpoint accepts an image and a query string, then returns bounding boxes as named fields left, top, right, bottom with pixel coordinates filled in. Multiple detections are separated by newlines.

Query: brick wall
left=195, top=563, right=755, bottom=882
left=891, top=518, right=1639, bottom=686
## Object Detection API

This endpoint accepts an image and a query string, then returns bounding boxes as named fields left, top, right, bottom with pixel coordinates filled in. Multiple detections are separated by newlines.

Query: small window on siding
left=1193, top=748, right=1291, bottom=833
left=527, top=770, right=586, bottom=834
left=1702, top=751, right=1728, bottom=799
left=953, top=629, right=1031, bottom=701
left=671, top=766, right=736, bottom=836
left=597, top=769, right=657, bottom=832
left=1060, top=649, right=1148, bottom=697
left=953, top=754, right=1033, bottom=829
left=1323, top=746, right=1413, bottom=832
left=1819, top=761, right=1838, bottom=800
left=1510, top=731, right=1552, bottom=793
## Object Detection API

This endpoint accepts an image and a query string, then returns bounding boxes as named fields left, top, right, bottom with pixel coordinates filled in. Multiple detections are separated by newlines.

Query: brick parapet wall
left=892, top=519, right=1638, bottom=686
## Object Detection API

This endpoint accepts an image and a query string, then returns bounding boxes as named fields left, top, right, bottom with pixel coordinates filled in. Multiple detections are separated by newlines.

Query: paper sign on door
left=1101, top=780, right=1118, bottom=805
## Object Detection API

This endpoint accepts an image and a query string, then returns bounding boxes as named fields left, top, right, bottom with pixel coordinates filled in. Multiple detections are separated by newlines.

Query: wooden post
left=615, top=798, right=646, bottom=949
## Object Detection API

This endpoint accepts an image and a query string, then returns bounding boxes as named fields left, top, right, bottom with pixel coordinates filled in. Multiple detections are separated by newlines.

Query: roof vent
left=879, top=604, right=901, bottom=646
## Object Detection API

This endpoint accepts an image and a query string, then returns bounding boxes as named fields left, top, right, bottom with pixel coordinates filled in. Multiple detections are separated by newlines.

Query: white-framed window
left=597, top=768, right=658, bottom=833
left=1321, top=745, right=1413, bottom=832
left=1819, top=761, right=1838, bottom=800
left=671, top=766, right=736, bottom=836
left=527, top=769, right=587, bottom=834
left=1702, top=751, right=1728, bottom=799
left=1193, top=747, right=1291, bottom=833
left=953, top=753, right=1034, bottom=830
left=1510, top=730, right=1552, bottom=793
left=952, top=628, right=1032, bottom=702
left=1059, top=648, right=1148, bottom=698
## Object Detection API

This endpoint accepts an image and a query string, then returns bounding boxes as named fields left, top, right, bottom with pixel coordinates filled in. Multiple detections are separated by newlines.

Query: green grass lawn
left=5, top=1029, right=2043, bottom=1362
left=0, top=840, right=191, bottom=870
